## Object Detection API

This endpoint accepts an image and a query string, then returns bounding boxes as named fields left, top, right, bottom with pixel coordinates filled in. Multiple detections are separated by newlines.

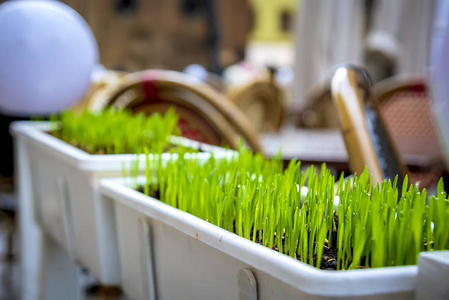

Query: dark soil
left=137, top=186, right=160, bottom=199
left=249, top=226, right=340, bottom=270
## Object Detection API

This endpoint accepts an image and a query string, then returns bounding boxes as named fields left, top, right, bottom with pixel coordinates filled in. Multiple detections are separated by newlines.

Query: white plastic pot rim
left=10, top=121, right=236, bottom=171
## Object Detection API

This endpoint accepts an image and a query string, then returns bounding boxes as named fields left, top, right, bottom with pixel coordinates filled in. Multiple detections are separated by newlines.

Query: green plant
left=132, top=147, right=449, bottom=270
left=49, top=108, right=180, bottom=154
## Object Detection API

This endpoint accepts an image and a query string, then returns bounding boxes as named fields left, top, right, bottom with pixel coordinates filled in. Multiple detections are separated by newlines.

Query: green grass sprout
left=50, top=108, right=180, bottom=155
left=127, top=146, right=449, bottom=270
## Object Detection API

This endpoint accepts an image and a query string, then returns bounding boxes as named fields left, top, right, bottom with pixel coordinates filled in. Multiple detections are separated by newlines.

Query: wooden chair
left=371, top=74, right=446, bottom=188
left=227, top=69, right=285, bottom=133
left=330, top=66, right=446, bottom=190
left=330, top=65, right=406, bottom=185
left=102, top=70, right=264, bottom=153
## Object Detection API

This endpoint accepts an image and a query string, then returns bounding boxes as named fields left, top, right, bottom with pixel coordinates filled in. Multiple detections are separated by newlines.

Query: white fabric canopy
left=292, top=0, right=365, bottom=110
left=291, top=0, right=437, bottom=110
left=366, top=0, right=436, bottom=75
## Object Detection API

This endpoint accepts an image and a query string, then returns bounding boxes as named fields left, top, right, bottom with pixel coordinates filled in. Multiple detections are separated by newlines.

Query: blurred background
left=0, top=0, right=437, bottom=120
left=46, top=0, right=296, bottom=74
left=0, top=0, right=446, bottom=298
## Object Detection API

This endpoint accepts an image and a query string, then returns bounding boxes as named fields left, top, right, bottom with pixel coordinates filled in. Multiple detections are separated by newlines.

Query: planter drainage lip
left=10, top=121, right=235, bottom=171
left=100, top=177, right=418, bottom=298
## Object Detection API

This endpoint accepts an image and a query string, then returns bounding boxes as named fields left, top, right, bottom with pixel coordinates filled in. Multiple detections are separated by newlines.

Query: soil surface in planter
left=49, top=131, right=201, bottom=155
left=136, top=186, right=359, bottom=271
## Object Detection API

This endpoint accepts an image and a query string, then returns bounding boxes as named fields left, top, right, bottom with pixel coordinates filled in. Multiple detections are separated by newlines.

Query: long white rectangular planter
left=100, top=177, right=420, bottom=300
left=11, top=121, right=233, bottom=285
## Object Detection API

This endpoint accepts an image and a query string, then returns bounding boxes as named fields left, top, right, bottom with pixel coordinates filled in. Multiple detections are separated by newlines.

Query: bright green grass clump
left=138, top=148, right=449, bottom=270
left=50, top=109, right=179, bottom=154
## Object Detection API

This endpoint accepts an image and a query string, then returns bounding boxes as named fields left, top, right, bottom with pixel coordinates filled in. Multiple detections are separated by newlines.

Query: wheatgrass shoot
left=49, top=108, right=180, bottom=155
left=128, top=146, right=449, bottom=270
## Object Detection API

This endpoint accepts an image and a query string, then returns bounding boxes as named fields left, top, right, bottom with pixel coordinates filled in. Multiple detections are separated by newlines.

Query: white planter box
left=11, top=121, right=232, bottom=285
left=100, top=177, right=419, bottom=300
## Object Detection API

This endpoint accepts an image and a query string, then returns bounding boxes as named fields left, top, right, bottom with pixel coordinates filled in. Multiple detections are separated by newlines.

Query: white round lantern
left=0, top=0, right=98, bottom=116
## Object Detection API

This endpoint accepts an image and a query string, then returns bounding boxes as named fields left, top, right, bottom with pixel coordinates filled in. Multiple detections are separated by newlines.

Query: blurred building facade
left=249, top=0, right=298, bottom=43
left=0, top=0, right=301, bottom=72
left=56, top=0, right=253, bottom=72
